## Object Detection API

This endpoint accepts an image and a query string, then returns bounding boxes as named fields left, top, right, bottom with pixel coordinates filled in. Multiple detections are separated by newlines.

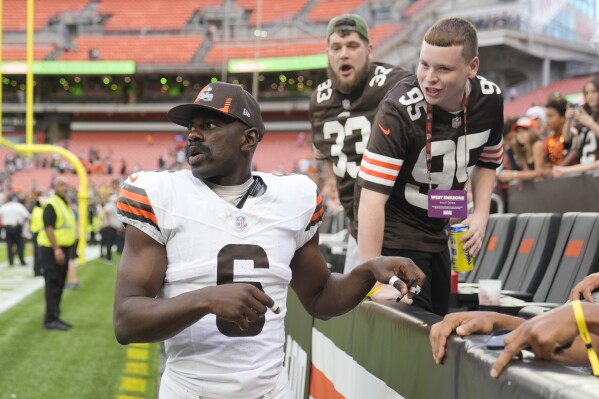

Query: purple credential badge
left=428, top=189, right=468, bottom=218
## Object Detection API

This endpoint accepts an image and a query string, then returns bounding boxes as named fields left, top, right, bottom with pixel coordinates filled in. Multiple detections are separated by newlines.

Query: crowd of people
left=496, top=77, right=599, bottom=205
left=0, top=12, right=597, bottom=399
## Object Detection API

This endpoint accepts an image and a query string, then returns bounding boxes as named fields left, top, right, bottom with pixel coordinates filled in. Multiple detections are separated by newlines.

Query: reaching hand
left=569, top=272, right=599, bottom=303
left=429, top=311, right=499, bottom=365
left=490, top=304, right=578, bottom=378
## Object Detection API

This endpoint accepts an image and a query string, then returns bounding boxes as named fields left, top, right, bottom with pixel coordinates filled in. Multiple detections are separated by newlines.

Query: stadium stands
left=369, top=23, right=406, bottom=46
left=305, top=0, right=366, bottom=23
left=97, top=0, right=222, bottom=31
left=2, top=47, right=54, bottom=61
left=236, top=0, right=310, bottom=26
left=203, top=38, right=324, bottom=64
left=403, top=0, right=432, bottom=18
left=202, top=23, right=404, bottom=66
left=504, top=75, right=590, bottom=117
left=3, top=0, right=90, bottom=31
left=57, top=35, right=203, bottom=64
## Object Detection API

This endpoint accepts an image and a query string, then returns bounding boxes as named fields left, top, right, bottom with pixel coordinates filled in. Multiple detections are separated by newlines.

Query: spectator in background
left=119, top=158, right=128, bottom=177
left=498, top=117, right=545, bottom=183
left=38, top=177, right=77, bottom=331
left=555, top=76, right=599, bottom=177
left=309, top=14, right=411, bottom=276
left=0, top=195, right=31, bottom=267
left=502, top=117, right=519, bottom=171
left=526, top=105, right=550, bottom=138
left=101, top=195, right=120, bottom=265
left=88, top=48, right=100, bottom=60
left=543, top=96, right=571, bottom=166
left=495, top=116, right=519, bottom=211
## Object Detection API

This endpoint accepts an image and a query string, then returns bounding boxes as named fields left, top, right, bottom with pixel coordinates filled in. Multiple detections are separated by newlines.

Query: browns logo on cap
left=167, top=82, right=265, bottom=140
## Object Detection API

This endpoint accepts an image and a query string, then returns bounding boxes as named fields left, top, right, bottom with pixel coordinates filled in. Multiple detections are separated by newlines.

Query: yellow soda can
left=450, top=224, right=474, bottom=272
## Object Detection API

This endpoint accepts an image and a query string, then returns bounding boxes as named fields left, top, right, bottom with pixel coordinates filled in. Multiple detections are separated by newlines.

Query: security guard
left=38, top=178, right=77, bottom=331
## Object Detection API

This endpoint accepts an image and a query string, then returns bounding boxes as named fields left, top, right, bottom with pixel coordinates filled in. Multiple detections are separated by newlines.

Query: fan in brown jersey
left=310, top=14, right=411, bottom=274
left=356, top=17, right=504, bottom=316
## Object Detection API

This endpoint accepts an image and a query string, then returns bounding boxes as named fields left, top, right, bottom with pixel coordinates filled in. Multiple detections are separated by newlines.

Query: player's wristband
left=572, top=300, right=599, bottom=376
left=366, top=283, right=382, bottom=299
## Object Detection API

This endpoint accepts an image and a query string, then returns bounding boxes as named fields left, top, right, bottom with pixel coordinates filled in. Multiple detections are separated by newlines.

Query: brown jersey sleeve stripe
left=306, top=190, right=324, bottom=231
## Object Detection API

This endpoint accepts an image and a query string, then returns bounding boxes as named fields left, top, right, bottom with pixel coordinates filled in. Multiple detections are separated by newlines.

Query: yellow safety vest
left=30, top=205, right=44, bottom=234
left=37, top=195, right=77, bottom=248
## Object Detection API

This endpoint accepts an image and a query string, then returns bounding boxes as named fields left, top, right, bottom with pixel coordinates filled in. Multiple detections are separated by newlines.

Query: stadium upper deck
left=1, top=0, right=598, bottom=133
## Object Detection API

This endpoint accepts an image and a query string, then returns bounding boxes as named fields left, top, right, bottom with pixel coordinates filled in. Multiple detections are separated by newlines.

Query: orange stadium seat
left=305, top=0, right=366, bottom=23
left=235, top=0, right=310, bottom=25
left=403, top=0, right=432, bottom=18
left=369, top=24, right=405, bottom=46
left=202, top=23, right=404, bottom=65
left=57, top=35, right=203, bottom=64
left=2, top=47, right=54, bottom=61
left=203, top=38, right=325, bottom=64
left=2, top=0, right=90, bottom=31
left=98, top=0, right=222, bottom=31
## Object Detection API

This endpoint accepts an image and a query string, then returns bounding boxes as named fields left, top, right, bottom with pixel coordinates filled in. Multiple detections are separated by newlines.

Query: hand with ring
left=368, top=257, right=426, bottom=303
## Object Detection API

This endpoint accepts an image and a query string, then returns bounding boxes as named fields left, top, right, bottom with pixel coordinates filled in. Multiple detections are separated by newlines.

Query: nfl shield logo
left=342, top=99, right=351, bottom=110
left=234, top=215, right=248, bottom=231
left=452, top=116, right=462, bottom=129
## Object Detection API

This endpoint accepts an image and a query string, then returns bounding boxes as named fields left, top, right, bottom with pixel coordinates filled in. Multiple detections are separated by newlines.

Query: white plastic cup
left=478, top=279, right=502, bottom=305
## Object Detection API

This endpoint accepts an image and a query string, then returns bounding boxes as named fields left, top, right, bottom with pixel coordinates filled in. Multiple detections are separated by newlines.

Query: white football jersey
left=117, top=170, right=323, bottom=398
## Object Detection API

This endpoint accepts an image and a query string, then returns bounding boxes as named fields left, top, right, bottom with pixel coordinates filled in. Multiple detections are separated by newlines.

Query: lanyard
left=425, top=91, right=469, bottom=190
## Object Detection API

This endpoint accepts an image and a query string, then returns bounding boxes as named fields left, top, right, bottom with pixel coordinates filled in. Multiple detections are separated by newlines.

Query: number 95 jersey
left=310, top=62, right=412, bottom=224
left=117, top=170, right=322, bottom=399
left=357, top=74, right=504, bottom=252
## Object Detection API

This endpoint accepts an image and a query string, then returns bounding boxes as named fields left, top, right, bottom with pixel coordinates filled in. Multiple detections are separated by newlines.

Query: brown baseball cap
left=168, top=82, right=265, bottom=139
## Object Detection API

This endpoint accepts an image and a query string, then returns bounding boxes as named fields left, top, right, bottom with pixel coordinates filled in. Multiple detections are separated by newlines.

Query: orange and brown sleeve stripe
left=117, top=183, right=160, bottom=231
left=305, top=189, right=324, bottom=231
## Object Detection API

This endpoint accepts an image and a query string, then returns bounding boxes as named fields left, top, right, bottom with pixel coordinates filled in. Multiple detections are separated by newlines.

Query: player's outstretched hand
left=369, top=256, right=426, bottom=300
left=204, top=283, right=277, bottom=331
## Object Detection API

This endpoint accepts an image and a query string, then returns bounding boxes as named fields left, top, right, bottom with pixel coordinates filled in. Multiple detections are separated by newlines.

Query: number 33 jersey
left=310, top=62, right=412, bottom=225
left=357, top=74, right=504, bottom=252
left=117, top=170, right=322, bottom=399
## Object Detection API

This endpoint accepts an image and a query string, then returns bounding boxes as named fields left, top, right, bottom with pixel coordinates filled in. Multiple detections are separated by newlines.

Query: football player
left=310, top=14, right=411, bottom=275
left=113, top=82, right=425, bottom=399
left=357, top=17, right=504, bottom=316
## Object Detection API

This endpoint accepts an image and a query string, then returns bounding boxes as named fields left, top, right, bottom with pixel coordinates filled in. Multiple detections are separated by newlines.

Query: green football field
left=0, top=249, right=160, bottom=399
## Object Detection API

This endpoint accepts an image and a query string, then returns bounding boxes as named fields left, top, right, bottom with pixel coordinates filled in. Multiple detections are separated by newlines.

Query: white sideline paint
left=0, top=246, right=101, bottom=315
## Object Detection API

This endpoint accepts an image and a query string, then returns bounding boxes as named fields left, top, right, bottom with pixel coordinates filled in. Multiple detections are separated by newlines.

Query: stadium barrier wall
left=284, top=291, right=599, bottom=399
left=508, top=172, right=599, bottom=213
